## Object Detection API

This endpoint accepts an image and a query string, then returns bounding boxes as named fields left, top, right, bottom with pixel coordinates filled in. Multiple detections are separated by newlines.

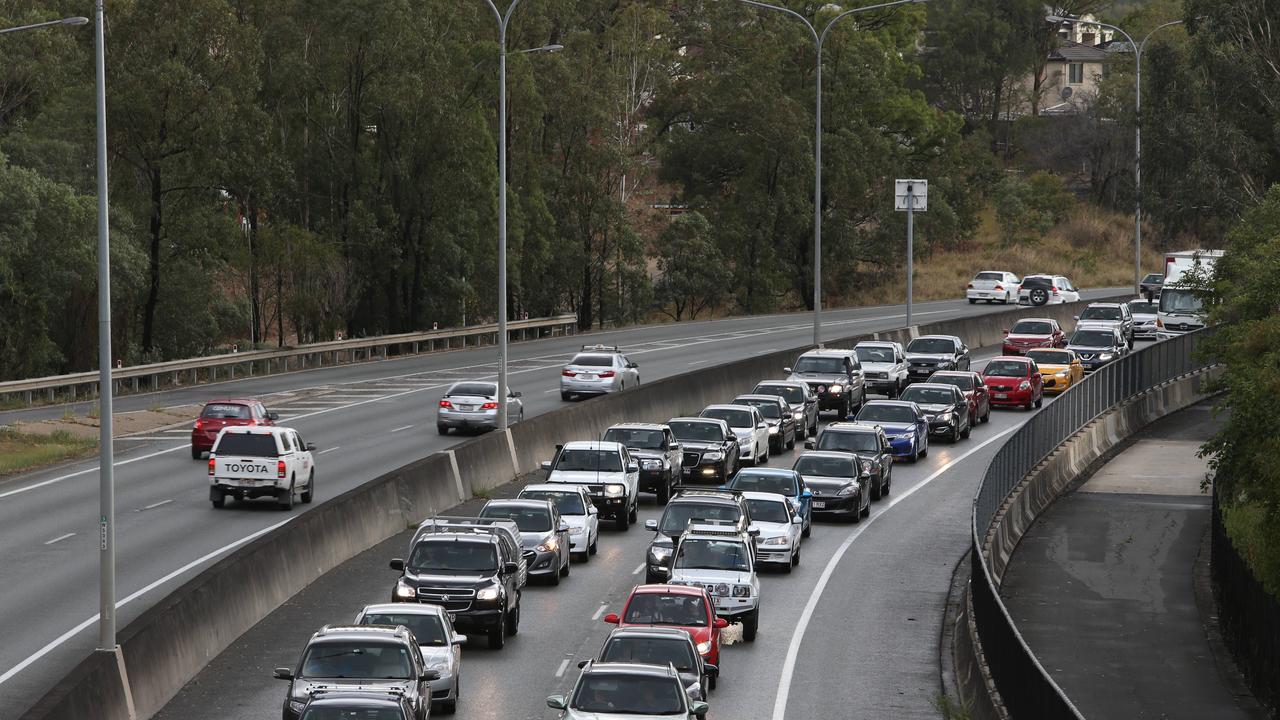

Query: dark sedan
left=792, top=451, right=870, bottom=521
left=899, top=383, right=971, bottom=442
left=733, top=394, right=797, bottom=454
left=904, top=336, right=970, bottom=383
left=668, top=417, right=740, bottom=484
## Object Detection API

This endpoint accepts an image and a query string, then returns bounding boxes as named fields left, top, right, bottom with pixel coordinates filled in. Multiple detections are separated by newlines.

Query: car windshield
left=900, top=387, right=955, bottom=406
left=623, top=593, right=708, bottom=627
left=1159, top=288, right=1203, bottom=314
left=754, top=384, right=805, bottom=404
left=201, top=403, right=252, bottom=420
left=906, top=338, right=956, bottom=354
left=668, top=421, right=724, bottom=442
left=1129, top=301, right=1157, bottom=314
left=1025, top=350, right=1071, bottom=365
left=572, top=674, right=685, bottom=715
left=701, top=408, right=753, bottom=428
left=739, top=399, right=781, bottom=419
left=855, top=404, right=916, bottom=424
left=359, top=613, right=448, bottom=647
left=728, top=471, right=796, bottom=495
left=601, top=637, right=697, bottom=672
left=301, top=707, right=405, bottom=720
left=571, top=354, right=614, bottom=367
left=1143, top=273, right=1163, bottom=283
left=1080, top=306, right=1122, bottom=321
left=1010, top=321, right=1053, bottom=335
left=555, top=449, right=624, bottom=472
left=407, top=540, right=497, bottom=574
left=792, top=356, right=844, bottom=374
left=855, top=346, right=896, bottom=363
left=300, top=642, right=412, bottom=680
left=792, top=455, right=855, bottom=477
left=930, top=374, right=973, bottom=391
left=1070, top=330, right=1116, bottom=347
left=674, top=538, right=751, bottom=572
left=745, top=498, right=789, bottom=524
left=446, top=382, right=496, bottom=397
left=480, top=504, right=552, bottom=533
left=659, top=503, right=740, bottom=534
left=603, top=428, right=666, bottom=450
left=984, top=360, right=1030, bottom=378
left=815, top=431, right=879, bottom=453
left=520, top=490, right=586, bottom=515
left=974, top=272, right=1004, bottom=281
left=212, top=432, right=278, bottom=456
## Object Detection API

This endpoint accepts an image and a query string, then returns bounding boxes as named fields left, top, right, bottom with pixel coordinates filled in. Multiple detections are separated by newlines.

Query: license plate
left=457, top=405, right=475, bottom=412
left=995, top=393, right=1008, bottom=399
left=580, top=374, right=596, bottom=380
left=812, top=501, right=827, bottom=509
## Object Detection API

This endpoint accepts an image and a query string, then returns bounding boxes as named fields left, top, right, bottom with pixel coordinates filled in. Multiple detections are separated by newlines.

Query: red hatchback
left=926, top=370, right=991, bottom=425
left=190, top=398, right=277, bottom=459
left=982, top=357, right=1043, bottom=410
left=1001, top=318, right=1066, bottom=356
left=604, top=584, right=728, bottom=681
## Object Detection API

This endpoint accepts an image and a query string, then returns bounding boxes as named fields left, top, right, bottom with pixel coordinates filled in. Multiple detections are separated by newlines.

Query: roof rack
left=307, top=684, right=408, bottom=698
left=672, top=486, right=741, bottom=498
left=411, top=516, right=519, bottom=544
left=580, top=344, right=620, bottom=352
left=683, top=519, right=747, bottom=537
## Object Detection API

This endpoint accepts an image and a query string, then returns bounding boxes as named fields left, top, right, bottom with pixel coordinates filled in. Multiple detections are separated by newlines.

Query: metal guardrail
left=970, top=328, right=1215, bottom=718
left=0, top=314, right=578, bottom=407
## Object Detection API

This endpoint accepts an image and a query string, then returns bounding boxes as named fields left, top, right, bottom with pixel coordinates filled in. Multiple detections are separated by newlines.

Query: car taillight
left=481, top=401, right=498, bottom=410
left=439, top=399, right=453, bottom=409
left=277, top=460, right=287, bottom=479
left=246, top=419, right=257, bottom=426
left=208, top=457, right=215, bottom=476
left=194, top=419, right=203, bottom=431
left=966, top=283, right=974, bottom=289
left=1051, top=287, right=1059, bottom=294
left=600, top=370, right=616, bottom=378
left=562, top=369, right=577, bottom=377
left=994, top=284, right=1004, bottom=291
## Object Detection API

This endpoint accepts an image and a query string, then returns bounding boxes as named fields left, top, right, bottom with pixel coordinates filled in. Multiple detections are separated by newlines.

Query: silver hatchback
left=436, top=380, right=523, bottom=434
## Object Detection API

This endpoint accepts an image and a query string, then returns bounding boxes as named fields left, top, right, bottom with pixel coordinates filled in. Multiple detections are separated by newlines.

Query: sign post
left=894, top=179, right=928, bottom=327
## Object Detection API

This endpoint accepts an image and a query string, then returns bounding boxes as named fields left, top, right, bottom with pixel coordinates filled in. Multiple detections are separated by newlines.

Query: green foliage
left=653, top=212, right=725, bottom=321
left=993, top=171, right=1076, bottom=245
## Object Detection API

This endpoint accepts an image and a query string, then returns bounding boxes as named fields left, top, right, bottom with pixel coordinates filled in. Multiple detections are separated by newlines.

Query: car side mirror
left=1073, top=315, right=1079, bottom=321
left=792, top=515, right=803, bottom=524
left=704, top=663, right=719, bottom=678
left=714, top=617, right=729, bottom=629
left=389, top=558, right=405, bottom=572
left=547, top=695, right=568, bottom=710
left=1002, top=329, right=1009, bottom=335
left=421, top=669, right=440, bottom=681
left=603, top=612, right=621, bottom=624
left=627, top=462, right=639, bottom=473
left=273, top=667, right=293, bottom=681
left=305, top=443, right=317, bottom=452
left=452, top=634, right=467, bottom=645
left=804, top=439, right=815, bottom=450
left=747, top=526, right=761, bottom=537
left=691, top=701, right=710, bottom=716
left=577, top=660, right=589, bottom=669
left=267, top=412, right=280, bottom=421
left=558, top=522, right=570, bottom=533
left=503, top=561, right=519, bottom=575
left=757, top=422, right=767, bottom=429
left=540, top=460, right=552, bottom=472
left=588, top=505, right=598, bottom=515
left=645, top=519, right=659, bottom=531
left=512, top=391, right=523, bottom=398
left=801, top=489, right=812, bottom=498
left=783, top=367, right=792, bottom=374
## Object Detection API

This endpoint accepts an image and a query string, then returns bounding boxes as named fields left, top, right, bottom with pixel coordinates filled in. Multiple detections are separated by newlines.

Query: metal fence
left=1211, top=492, right=1280, bottom=716
left=970, top=328, right=1216, bottom=718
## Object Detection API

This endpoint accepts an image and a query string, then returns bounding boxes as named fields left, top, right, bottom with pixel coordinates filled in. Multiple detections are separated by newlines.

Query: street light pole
left=0, top=15, right=88, bottom=35
left=1048, top=15, right=1184, bottom=294
left=738, top=0, right=927, bottom=348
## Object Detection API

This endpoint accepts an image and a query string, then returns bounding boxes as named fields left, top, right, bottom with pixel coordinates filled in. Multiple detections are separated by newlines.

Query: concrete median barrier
left=22, top=296, right=1116, bottom=720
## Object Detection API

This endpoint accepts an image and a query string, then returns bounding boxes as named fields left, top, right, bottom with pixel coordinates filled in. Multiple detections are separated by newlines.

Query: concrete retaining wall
left=22, top=297, right=1119, bottom=720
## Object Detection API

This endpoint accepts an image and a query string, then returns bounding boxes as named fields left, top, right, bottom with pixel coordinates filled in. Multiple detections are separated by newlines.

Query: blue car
left=723, top=467, right=812, bottom=537
left=852, top=400, right=928, bottom=462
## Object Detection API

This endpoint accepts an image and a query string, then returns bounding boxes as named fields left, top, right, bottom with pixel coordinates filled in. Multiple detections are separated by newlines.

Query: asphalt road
left=153, top=342, right=1150, bottom=720
left=0, top=291, right=1124, bottom=716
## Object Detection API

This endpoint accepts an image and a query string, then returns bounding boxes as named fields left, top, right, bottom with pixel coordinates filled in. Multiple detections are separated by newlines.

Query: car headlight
left=537, top=538, right=560, bottom=553
left=427, top=661, right=451, bottom=673
left=732, top=584, right=752, bottom=598
left=569, top=525, right=586, bottom=535
left=696, top=641, right=711, bottom=654
left=837, top=484, right=857, bottom=496
left=761, top=536, right=788, bottom=546
left=476, top=586, right=501, bottom=601
left=939, top=411, right=953, bottom=421
left=289, top=699, right=307, bottom=713
left=641, top=459, right=662, bottom=469
left=1099, top=353, right=1114, bottom=361
left=604, top=483, right=626, bottom=497
left=704, top=450, right=723, bottom=461
left=649, top=545, right=673, bottom=562
left=394, top=580, right=417, bottom=600
left=829, top=384, right=843, bottom=394
left=793, top=410, right=804, bottom=420
left=860, top=459, right=874, bottom=475
left=715, top=583, right=730, bottom=596
left=768, top=425, right=779, bottom=435
left=1018, top=380, right=1031, bottom=390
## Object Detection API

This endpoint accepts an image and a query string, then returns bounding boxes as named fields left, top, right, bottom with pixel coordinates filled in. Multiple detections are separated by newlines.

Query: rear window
left=1080, top=306, right=1122, bottom=321
left=984, top=360, right=1030, bottom=378
left=300, top=641, right=413, bottom=680
left=1010, top=321, right=1053, bottom=335
left=1128, top=301, right=1157, bottom=314
left=930, top=374, right=973, bottom=391
left=754, top=384, right=805, bottom=404
left=738, top=398, right=781, bottom=418
left=701, top=408, right=753, bottom=428
left=213, top=432, right=279, bottom=456
left=201, top=403, right=251, bottom=420
left=669, top=420, right=725, bottom=442
left=974, top=272, right=1004, bottom=281
left=571, top=354, right=613, bottom=367
left=447, top=383, right=496, bottom=397
left=1021, top=276, right=1053, bottom=288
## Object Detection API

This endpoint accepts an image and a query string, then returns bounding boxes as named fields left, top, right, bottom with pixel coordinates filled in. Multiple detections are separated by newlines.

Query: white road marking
left=115, top=437, right=188, bottom=442
left=555, top=658, right=572, bottom=678
left=318, top=447, right=339, bottom=455
left=631, top=563, right=645, bottom=575
left=770, top=423, right=1022, bottom=720
left=138, top=499, right=173, bottom=511
left=43, top=533, right=75, bottom=546
left=0, top=515, right=295, bottom=688
left=0, top=446, right=192, bottom=500
left=390, top=425, right=414, bottom=434
left=592, top=604, right=608, bottom=621
left=687, top=360, right=707, bottom=366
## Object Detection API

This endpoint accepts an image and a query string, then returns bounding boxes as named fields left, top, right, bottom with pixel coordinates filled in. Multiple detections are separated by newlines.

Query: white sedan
left=742, top=491, right=803, bottom=571
left=966, top=270, right=1020, bottom=304
left=700, top=404, right=771, bottom=465
left=518, top=483, right=599, bottom=559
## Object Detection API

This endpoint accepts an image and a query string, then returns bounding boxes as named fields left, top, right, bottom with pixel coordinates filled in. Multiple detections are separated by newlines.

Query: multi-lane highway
left=0, top=291, right=1122, bottom=715
left=153, top=346, right=1130, bottom=720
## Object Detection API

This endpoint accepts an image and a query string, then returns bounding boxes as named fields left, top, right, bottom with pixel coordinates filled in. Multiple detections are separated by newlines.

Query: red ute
left=926, top=370, right=991, bottom=425
left=604, top=584, right=728, bottom=671
left=1001, top=318, right=1065, bottom=356
left=982, top=357, right=1044, bottom=410
left=190, top=398, right=277, bottom=459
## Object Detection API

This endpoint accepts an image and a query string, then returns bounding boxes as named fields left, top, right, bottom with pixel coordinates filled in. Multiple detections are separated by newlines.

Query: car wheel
left=950, top=423, right=960, bottom=443
left=518, top=410, right=524, bottom=424
left=802, top=518, right=811, bottom=538
left=1030, top=288, right=1049, bottom=306
left=629, top=501, right=638, bottom=523
left=982, top=406, right=991, bottom=423
left=919, top=437, right=928, bottom=458
left=277, top=479, right=295, bottom=511
left=851, top=499, right=863, bottom=523
left=709, top=674, right=718, bottom=692
left=793, top=545, right=801, bottom=566
left=210, top=489, right=225, bottom=509
left=440, top=696, right=457, bottom=716
left=742, top=611, right=759, bottom=642
left=968, top=298, right=977, bottom=304
left=560, top=553, right=571, bottom=577
left=560, top=391, right=571, bottom=401
left=646, top=571, right=664, bottom=584
left=507, top=601, right=521, bottom=637
left=489, top=616, right=506, bottom=649
left=656, top=478, right=671, bottom=504
left=301, top=471, right=314, bottom=503
left=437, top=424, right=449, bottom=435
left=962, top=422, right=971, bottom=439
left=191, top=446, right=202, bottom=460
left=1034, top=394, right=1043, bottom=409
left=861, top=495, right=871, bottom=518
left=589, top=533, right=598, bottom=555
left=616, top=512, right=630, bottom=532
left=884, top=466, right=893, bottom=494
left=786, top=431, right=795, bottom=451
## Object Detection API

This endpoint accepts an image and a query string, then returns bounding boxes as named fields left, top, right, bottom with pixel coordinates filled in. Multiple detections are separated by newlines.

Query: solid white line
left=139, top=499, right=173, bottom=511
left=555, top=658, right=572, bottom=678
left=0, top=445, right=189, bottom=500
left=544, top=388, right=560, bottom=394
left=390, top=425, right=414, bottom=434
left=43, top=533, right=75, bottom=546
left=0, top=515, right=294, bottom=687
left=592, top=604, right=608, bottom=621
left=114, top=437, right=187, bottom=442
left=769, top=423, right=1021, bottom=720
left=687, top=360, right=707, bottom=366
left=631, top=563, right=645, bottom=575
left=318, top=447, right=339, bottom=455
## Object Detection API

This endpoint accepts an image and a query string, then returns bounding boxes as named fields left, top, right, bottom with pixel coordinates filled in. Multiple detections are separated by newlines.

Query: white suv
left=1017, top=275, right=1081, bottom=306
left=542, top=441, right=640, bottom=530
left=853, top=341, right=908, bottom=398
left=668, top=520, right=761, bottom=641
left=560, top=345, right=640, bottom=400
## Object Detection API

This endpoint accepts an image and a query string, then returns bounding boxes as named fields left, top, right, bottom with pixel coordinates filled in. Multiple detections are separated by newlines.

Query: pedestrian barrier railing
left=970, top=328, right=1215, bottom=719
left=0, top=314, right=578, bottom=408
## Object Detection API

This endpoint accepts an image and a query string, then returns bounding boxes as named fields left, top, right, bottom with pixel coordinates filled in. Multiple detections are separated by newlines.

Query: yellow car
left=1025, top=349, right=1084, bottom=394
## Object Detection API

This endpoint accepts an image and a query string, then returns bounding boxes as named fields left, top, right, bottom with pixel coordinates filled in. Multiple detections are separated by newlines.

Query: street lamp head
left=1045, top=14, right=1066, bottom=23
left=63, top=17, right=90, bottom=26
left=541, top=43, right=564, bottom=53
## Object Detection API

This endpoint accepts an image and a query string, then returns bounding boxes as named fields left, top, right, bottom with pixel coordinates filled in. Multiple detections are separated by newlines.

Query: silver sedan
left=436, top=380, right=523, bottom=434
left=559, top=345, right=640, bottom=400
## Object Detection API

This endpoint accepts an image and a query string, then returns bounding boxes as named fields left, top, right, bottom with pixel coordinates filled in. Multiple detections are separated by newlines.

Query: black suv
left=667, top=417, right=740, bottom=484
left=804, top=422, right=893, bottom=500
left=642, top=489, right=752, bottom=584
left=603, top=423, right=683, bottom=503
left=389, top=525, right=523, bottom=650
left=904, top=335, right=970, bottom=384
left=274, top=625, right=436, bottom=720
left=899, top=383, right=972, bottom=443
